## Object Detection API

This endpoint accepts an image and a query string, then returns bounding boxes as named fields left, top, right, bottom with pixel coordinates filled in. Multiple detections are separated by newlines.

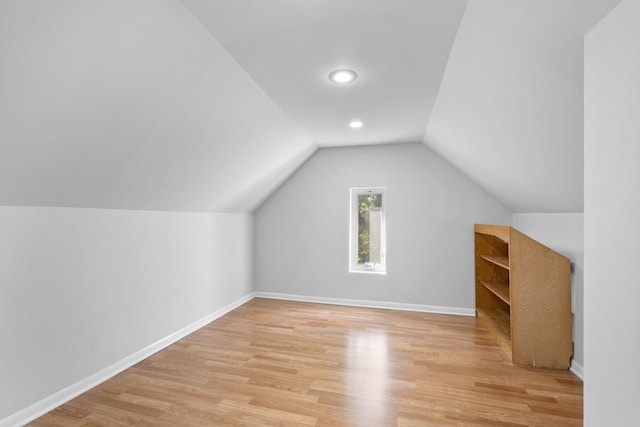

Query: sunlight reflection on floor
left=347, top=330, right=389, bottom=424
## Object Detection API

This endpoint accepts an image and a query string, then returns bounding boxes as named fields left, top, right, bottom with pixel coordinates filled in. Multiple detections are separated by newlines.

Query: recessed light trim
left=349, top=120, right=363, bottom=129
left=329, top=69, right=358, bottom=84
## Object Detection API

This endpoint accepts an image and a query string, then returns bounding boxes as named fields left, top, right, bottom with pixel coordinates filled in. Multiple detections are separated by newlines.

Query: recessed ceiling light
left=349, top=120, right=363, bottom=129
left=329, top=69, right=358, bottom=84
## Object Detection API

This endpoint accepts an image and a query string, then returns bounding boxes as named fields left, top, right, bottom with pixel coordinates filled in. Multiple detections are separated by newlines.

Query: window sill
left=349, top=269, right=387, bottom=275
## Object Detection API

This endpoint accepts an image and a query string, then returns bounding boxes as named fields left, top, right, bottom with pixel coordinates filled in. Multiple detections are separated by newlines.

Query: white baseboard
left=1, top=292, right=255, bottom=427
left=253, top=291, right=475, bottom=317
left=570, top=360, right=584, bottom=380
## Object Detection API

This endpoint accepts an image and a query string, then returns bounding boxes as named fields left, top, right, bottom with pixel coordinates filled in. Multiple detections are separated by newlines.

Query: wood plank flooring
left=30, top=298, right=582, bottom=426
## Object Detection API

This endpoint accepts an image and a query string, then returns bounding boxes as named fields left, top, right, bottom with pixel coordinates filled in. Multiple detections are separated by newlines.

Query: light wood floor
left=30, top=298, right=583, bottom=426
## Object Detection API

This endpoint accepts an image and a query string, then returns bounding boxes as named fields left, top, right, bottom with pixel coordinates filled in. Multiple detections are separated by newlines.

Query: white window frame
left=349, top=187, right=387, bottom=275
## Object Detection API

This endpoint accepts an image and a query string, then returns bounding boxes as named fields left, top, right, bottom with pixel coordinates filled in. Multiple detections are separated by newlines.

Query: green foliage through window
left=357, top=193, right=382, bottom=264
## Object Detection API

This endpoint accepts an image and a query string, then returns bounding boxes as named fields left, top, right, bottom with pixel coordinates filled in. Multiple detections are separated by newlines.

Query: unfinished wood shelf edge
left=474, top=224, right=573, bottom=370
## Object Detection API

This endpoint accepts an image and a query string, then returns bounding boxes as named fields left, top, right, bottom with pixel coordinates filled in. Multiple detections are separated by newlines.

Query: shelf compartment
left=474, top=224, right=510, bottom=238
left=480, top=255, right=509, bottom=270
left=481, top=281, right=510, bottom=306
left=476, top=307, right=512, bottom=356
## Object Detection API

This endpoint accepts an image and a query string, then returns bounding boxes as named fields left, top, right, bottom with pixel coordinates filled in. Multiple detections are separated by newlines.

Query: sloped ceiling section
left=182, top=0, right=468, bottom=147
left=425, top=0, right=588, bottom=213
left=1, top=0, right=622, bottom=214
left=0, top=0, right=315, bottom=212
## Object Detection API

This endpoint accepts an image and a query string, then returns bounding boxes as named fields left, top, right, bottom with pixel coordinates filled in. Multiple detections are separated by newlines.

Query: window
left=349, top=187, right=386, bottom=274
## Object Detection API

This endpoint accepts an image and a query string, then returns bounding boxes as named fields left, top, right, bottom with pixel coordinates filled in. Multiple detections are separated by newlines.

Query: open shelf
left=480, top=255, right=509, bottom=270
left=481, top=281, right=510, bottom=305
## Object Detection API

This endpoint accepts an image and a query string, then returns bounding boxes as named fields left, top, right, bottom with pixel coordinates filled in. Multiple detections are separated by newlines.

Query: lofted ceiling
left=425, top=0, right=622, bottom=213
left=181, top=0, right=467, bottom=147
left=0, top=0, right=315, bottom=212
left=0, top=0, right=622, bottom=213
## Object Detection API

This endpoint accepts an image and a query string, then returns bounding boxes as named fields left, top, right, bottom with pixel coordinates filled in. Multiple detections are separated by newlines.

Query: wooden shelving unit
left=475, top=224, right=573, bottom=369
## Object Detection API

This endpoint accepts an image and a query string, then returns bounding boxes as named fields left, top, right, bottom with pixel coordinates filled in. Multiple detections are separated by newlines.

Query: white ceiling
left=181, top=0, right=467, bottom=147
left=0, top=0, right=314, bottom=212
left=426, top=0, right=584, bottom=213
left=0, top=0, right=622, bottom=213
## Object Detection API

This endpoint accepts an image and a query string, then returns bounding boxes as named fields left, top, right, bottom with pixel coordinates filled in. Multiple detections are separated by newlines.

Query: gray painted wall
left=585, top=1, right=640, bottom=424
left=0, top=207, right=253, bottom=422
left=255, top=142, right=511, bottom=309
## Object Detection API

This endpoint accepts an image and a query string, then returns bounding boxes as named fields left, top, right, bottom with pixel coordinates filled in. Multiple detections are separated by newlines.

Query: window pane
left=357, top=193, right=382, bottom=265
